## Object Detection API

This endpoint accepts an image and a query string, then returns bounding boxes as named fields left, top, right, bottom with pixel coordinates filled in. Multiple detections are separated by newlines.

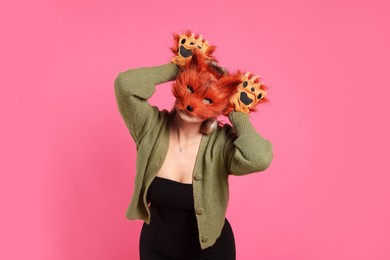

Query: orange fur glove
left=170, top=31, right=217, bottom=68
left=223, top=72, right=268, bottom=115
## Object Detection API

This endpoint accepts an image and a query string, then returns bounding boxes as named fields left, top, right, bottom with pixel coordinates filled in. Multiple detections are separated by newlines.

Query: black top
left=141, top=177, right=199, bottom=255
left=139, top=176, right=236, bottom=259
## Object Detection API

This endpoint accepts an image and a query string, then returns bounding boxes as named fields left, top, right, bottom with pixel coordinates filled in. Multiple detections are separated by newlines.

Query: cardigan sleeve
left=114, top=63, right=179, bottom=144
left=224, top=111, right=273, bottom=175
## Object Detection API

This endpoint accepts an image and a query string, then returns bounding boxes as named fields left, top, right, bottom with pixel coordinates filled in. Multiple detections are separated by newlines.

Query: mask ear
left=184, top=48, right=207, bottom=73
left=218, top=71, right=242, bottom=94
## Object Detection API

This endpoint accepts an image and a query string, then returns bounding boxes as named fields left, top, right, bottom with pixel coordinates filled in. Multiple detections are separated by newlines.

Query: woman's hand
left=224, top=72, right=268, bottom=115
left=170, top=31, right=217, bottom=68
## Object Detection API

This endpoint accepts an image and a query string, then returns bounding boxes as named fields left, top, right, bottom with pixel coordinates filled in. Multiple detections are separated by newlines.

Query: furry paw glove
left=170, top=31, right=217, bottom=69
left=223, top=72, right=268, bottom=115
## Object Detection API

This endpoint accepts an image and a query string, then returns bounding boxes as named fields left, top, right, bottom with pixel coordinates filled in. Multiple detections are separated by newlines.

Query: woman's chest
left=156, top=138, right=202, bottom=184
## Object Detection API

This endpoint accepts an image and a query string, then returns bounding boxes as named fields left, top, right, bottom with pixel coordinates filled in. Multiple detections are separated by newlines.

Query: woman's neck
left=170, top=111, right=203, bottom=145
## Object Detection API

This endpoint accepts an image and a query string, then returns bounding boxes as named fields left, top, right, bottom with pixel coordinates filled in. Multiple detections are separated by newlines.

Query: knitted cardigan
left=114, top=62, right=273, bottom=249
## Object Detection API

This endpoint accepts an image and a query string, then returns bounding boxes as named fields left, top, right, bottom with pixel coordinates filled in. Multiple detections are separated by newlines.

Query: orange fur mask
left=171, top=48, right=241, bottom=120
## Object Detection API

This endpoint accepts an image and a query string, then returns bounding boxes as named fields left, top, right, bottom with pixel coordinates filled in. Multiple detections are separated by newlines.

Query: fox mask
left=171, top=49, right=242, bottom=120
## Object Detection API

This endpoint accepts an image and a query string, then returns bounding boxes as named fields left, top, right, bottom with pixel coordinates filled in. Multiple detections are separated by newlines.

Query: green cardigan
left=114, top=62, right=273, bottom=249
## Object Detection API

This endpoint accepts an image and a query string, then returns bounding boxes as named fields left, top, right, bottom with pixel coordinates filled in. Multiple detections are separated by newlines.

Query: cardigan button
left=196, top=208, right=204, bottom=215
left=201, top=236, right=209, bottom=242
left=194, top=175, right=202, bottom=181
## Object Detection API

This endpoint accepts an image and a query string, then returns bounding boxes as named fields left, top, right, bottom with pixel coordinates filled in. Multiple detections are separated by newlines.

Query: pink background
left=2, top=0, right=390, bottom=259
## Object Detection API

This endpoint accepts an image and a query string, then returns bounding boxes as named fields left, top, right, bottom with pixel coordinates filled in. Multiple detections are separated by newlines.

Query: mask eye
left=203, top=98, right=212, bottom=104
left=187, top=85, right=194, bottom=94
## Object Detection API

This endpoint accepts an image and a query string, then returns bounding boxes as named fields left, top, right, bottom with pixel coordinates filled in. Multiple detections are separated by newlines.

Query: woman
left=114, top=34, right=273, bottom=259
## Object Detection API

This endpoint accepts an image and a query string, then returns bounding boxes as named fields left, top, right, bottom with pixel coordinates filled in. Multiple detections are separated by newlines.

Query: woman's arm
left=114, top=63, right=179, bottom=144
left=224, top=111, right=273, bottom=176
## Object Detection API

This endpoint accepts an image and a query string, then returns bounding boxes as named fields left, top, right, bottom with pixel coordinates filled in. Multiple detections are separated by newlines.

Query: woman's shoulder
left=139, top=107, right=172, bottom=139
left=211, top=121, right=237, bottom=143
